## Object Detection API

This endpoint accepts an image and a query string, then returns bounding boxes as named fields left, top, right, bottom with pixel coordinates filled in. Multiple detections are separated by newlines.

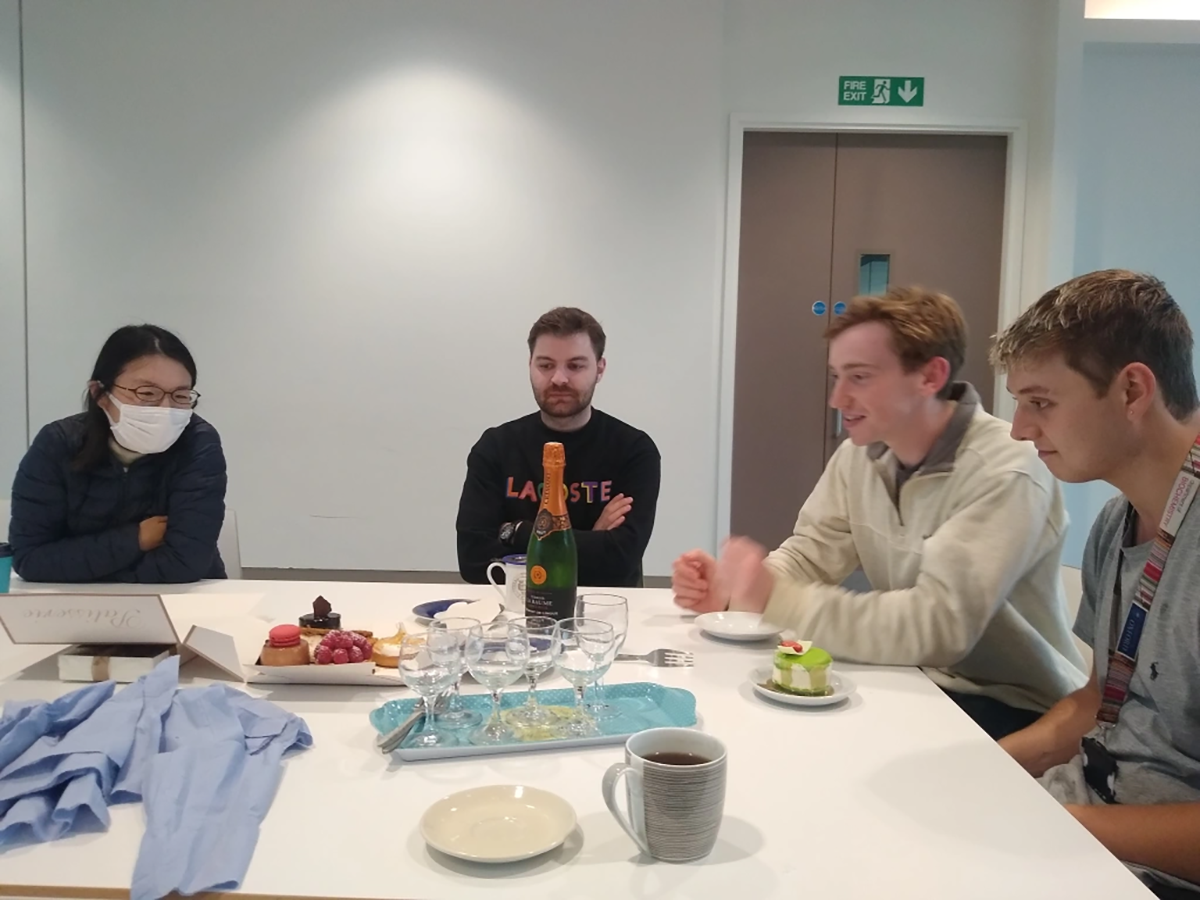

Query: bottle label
left=533, top=509, right=571, bottom=541
left=525, top=586, right=576, bottom=621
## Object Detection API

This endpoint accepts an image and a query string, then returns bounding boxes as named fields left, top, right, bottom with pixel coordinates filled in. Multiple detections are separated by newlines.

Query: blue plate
left=412, top=599, right=473, bottom=621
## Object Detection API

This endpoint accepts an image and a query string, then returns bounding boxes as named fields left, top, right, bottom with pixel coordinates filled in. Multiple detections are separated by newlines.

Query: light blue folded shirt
left=0, top=657, right=313, bottom=900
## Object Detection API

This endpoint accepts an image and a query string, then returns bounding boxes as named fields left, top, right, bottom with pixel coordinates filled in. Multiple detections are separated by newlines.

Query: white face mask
left=105, top=395, right=193, bottom=455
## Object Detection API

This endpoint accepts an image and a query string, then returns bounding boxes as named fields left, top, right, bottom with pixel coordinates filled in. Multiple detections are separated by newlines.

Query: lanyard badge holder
left=1083, top=435, right=1200, bottom=803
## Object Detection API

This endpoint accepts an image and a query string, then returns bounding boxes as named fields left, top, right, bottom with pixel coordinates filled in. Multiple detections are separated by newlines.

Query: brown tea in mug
left=643, top=751, right=711, bottom=766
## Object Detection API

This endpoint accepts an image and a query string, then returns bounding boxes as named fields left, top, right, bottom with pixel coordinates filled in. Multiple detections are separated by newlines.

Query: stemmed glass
left=507, top=616, right=560, bottom=730
left=427, top=617, right=483, bottom=730
left=396, top=630, right=461, bottom=749
left=464, top=621, right=530, bottom=745
left=575, top=593, right=628, bottom=717
left=551, top=617, right=617, bottom=738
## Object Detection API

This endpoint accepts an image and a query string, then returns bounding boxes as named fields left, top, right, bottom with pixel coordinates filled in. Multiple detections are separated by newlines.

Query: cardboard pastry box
left=0, top=593, right=405, bottom=687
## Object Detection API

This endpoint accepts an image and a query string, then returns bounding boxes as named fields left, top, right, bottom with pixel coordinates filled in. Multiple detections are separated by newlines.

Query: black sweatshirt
left=455, top=409, right=661, bottom=587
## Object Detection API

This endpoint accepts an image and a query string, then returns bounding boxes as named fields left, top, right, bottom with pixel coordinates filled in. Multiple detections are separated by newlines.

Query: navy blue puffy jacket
left=8, top=413, right=228, bottom=583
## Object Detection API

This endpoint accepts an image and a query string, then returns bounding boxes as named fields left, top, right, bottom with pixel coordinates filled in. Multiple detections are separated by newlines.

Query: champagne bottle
left=525, top=442, right=578, bottom=621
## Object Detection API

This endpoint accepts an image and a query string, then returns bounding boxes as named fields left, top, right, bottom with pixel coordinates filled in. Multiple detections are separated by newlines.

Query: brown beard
left=535, top=384, right=595, bottom=420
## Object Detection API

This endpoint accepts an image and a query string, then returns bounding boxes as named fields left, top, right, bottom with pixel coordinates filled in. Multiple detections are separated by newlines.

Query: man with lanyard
left=995, top=269, right=1200, bottom=898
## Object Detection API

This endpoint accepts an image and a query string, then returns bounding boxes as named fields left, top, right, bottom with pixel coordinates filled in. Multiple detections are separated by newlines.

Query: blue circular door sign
left=812, top=301, right=827, bottom=316
left=833, top=301, right=847, bottom=315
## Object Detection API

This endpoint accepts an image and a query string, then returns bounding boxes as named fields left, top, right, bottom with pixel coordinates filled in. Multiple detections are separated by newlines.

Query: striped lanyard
left=1098, top=435, right=1200, bottom=726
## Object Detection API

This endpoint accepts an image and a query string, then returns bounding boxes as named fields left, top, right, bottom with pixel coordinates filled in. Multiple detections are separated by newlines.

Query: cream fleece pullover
left=758, top=385, right=1088, bottom=712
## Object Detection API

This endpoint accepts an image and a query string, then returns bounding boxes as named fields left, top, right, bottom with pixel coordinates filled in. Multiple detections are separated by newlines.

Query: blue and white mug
left=486, top=553, right=526, bottom=614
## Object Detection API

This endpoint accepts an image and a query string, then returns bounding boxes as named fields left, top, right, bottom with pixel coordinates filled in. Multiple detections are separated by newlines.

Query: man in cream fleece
left=673, top=287, right=1088, bottom=738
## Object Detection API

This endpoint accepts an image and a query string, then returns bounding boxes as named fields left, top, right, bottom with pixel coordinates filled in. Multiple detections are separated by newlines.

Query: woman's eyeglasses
left=111, top=383, right=201, bottom=408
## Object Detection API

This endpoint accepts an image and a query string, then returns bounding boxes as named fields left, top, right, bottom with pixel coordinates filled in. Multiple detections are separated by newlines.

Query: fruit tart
left=370, top=627, right=406, bottom=668
left=313, top=630, right=375, bottom=665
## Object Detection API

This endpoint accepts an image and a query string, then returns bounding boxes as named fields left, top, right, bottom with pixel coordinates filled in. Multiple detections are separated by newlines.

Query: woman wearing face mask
left=8, top=324, right=227, bottom=583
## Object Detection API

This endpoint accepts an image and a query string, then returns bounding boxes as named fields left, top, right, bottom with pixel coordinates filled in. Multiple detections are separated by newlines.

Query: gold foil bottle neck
left=542, top=442, right=566, bottom=468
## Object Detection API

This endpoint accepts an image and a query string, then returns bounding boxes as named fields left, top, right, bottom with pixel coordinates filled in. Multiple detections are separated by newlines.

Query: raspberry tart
left=313, top=630, right=374, bottom=665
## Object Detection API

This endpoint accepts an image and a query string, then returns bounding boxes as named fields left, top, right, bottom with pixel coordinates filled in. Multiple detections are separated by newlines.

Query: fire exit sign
left=839, top=76, right=924, bottom=107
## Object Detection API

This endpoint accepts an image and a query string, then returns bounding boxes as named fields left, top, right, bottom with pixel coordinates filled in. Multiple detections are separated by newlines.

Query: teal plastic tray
left=369, top=681, right=697, bottom=760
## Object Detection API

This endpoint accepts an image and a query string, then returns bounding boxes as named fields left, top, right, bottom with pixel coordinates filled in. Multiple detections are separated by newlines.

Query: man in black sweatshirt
left=456, top=307, right=661, bottom=588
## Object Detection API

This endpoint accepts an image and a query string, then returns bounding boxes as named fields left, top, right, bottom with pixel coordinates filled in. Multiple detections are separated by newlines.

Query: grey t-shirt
left=1041, top=495, right=1200, bottom=893
left=1076, top=496, right=1200, bottom=808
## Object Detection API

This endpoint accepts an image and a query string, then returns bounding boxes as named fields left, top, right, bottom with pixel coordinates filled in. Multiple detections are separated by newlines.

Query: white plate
left=749, top=666, right=856, bottom=708
left=433, top=598, right=503, bottom=625
left=420, top=785, right=577, bottom=863
left=695, top=611, right=781, bottom=642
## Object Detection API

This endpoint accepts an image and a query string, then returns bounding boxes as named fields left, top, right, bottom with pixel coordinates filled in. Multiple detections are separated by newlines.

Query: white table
left=0, top=580, right=1155, bottom=900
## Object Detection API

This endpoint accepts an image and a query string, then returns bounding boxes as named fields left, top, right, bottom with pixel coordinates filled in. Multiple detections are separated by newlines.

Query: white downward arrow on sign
left=898, top=80, right=918, bottom=103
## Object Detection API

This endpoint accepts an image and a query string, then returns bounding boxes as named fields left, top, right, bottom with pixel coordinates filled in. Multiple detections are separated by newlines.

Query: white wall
left=1086, top=0, right=1200, bottom=18
left=6, top=0, right=1096, bottom=574
left=1060, top=41, right=1200, bottom=564
left=721, top=0, right=1071, bottom=372
left=0, top=0, right=25, bottom=497
left=717, top=0, right=1066, bottom=536
left=20, top=0, right=726, bottom=574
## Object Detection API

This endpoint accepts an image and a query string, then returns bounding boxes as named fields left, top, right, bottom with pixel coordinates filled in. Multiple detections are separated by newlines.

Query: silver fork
left=377, top=691, right=451, bottom=754
left=615, top=648, right=694, bottom=667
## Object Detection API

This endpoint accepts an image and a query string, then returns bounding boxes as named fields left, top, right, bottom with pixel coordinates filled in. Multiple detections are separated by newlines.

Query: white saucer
left=695, top=611, right=781, bottom=642
left=433, top=598, right=503, bottom=626
left=750, top=666, right=856, bottom=708
left=420, top=785, right=577, bottom=863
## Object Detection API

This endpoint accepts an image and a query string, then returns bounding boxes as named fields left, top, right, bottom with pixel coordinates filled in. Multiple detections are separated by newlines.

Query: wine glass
left=427, top=617, right=483, bottom=730
left=551, top=617, right=616, bottom=738
left=507, top=616, right=559, bottom=730
left=575, top=593, right=628, bottom=717
left=396, top=630, right=461, bottom=749
left=464, top=621, right=530, bottom=745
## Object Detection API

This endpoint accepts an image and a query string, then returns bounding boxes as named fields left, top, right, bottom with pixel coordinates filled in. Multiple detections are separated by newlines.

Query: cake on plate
left=771, top=639, right=833, bottom=696
left=299, top=595, right=341, bottom=630
left=370, top=627, right=406, bottom=668
left=259, top=624, right=311, bottom=667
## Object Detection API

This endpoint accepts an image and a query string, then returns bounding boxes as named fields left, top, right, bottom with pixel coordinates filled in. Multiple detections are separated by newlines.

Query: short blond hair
left=826, top=287, right=967, bottom=400
left=991, top=269, right=1198, bottom=420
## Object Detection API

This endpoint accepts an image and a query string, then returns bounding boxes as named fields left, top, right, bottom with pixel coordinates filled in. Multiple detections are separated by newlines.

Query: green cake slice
left=771, top=640, right=833, bottom=696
